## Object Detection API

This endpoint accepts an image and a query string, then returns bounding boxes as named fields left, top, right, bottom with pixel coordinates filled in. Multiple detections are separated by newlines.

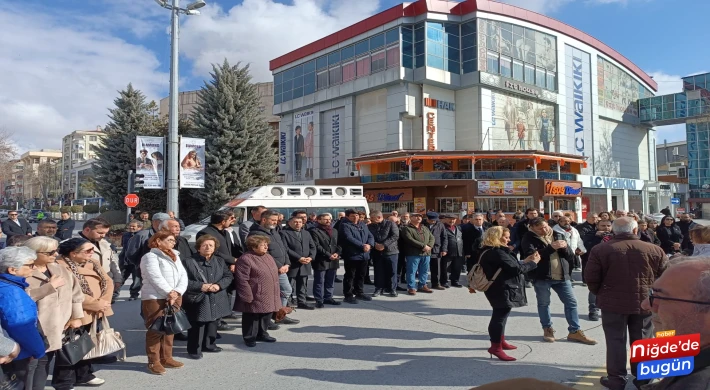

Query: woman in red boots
left=477, top=226, right=540, bottom=361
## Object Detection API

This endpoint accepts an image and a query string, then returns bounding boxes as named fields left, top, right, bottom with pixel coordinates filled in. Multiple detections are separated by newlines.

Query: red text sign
left=631, top=333, right=701, bottom=362
left=124, top=194, right=140, bottom=208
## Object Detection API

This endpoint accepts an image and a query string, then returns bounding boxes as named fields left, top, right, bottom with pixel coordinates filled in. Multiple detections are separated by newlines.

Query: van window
left=267, top=207, right=366, bottom=221
left=196, top=207, right=247, bottom=225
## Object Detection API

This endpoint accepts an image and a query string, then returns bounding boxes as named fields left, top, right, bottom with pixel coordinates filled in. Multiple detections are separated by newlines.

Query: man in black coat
left=248, top=210, right=299, bottom=325
left=368, top=210, right=400, bottom=297
left=118, top=220, right=143, bottom=300
left=425, top=212, right=449, bottom=290
left=338, top=209, right=375, bottom=304
left=678, top=213, right=700, bottom=254
left=309, top=213, right=342, bottom=307
left=521, top=217, right=596, bottom=345
left=462, top=213, right=487, bottom=273
left=575, top=213, right=599, bottom=243
left=1, top=210, right=32, bottom=239
left=55, top=211, right=75, bottom=240
left=441, top=214, right=465, bottom=288
left=280, top=216, right=316, bottom=310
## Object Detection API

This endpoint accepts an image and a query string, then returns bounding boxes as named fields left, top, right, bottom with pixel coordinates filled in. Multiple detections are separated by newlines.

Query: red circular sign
left=124, top=194, right=140, bottom=208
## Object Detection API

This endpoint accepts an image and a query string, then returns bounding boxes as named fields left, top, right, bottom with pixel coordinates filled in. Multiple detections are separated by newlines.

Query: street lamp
left=154, top=0, right=204, bottom=217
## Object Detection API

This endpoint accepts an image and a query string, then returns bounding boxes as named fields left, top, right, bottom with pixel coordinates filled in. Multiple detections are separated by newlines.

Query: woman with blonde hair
left=23, top=236, right=85, bottom=390
left=476, top=226, right=540, bottom=361
left=140, top=230, right=187, bottom=375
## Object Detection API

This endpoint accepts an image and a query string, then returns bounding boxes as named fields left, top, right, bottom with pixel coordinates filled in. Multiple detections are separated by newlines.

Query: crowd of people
left=0, top=205, right=708, bottom=389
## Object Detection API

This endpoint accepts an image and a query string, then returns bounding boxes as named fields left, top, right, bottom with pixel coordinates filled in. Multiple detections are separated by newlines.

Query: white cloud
left=179, top=0, right=382, bottom=82
left=497, top=0, right=572, bottom=14
left=0, top=6, right=168, bottom=151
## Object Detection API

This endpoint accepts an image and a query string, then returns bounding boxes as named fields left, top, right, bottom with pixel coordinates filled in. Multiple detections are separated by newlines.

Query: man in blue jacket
left=338, top=209, right=374, bottom=304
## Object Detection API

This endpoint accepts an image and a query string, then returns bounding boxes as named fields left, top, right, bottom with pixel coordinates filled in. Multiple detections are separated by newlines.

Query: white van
left=182, top=185, right=370, bottom=243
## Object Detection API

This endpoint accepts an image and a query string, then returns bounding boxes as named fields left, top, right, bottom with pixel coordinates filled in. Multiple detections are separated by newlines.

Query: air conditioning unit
left=349, top=170, right=360, bottom=177
left=678, top=167, right=688, bottom=179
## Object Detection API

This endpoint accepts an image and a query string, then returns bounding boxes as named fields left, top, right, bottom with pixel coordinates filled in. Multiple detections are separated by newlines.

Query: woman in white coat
left=140, top=230, right=188, bottom=376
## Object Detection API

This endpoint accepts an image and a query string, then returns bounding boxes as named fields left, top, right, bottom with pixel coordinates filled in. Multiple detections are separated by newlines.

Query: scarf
left=535, top=228, right=554, bottom=245
left=64, top=257, right=107, bottom=297
left=318, top=223, right=333, bottom=237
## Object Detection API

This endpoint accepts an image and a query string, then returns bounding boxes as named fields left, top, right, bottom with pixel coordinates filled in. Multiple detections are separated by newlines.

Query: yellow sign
left=414, top=197, right=426, bottom=213
left=478, top=180, right=529, bottom=196
left=656, top=330, right=676, bottom=338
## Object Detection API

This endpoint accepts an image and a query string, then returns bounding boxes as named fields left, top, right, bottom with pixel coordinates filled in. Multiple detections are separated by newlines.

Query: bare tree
left=24, top=160, right=61, bottom=207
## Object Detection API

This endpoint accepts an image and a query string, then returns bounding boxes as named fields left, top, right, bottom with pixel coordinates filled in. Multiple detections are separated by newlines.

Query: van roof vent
left=320, top=188, right=333, bottom=196
left=287, top=188, right=301, bottom=196
left=350, top=188, right=362, bottom=196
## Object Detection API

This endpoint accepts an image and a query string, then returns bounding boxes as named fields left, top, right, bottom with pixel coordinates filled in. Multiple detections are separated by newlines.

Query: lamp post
left=155, top=0, right=205, bottom=217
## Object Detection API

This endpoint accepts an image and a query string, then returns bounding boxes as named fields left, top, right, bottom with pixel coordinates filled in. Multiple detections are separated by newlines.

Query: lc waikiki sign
left=631, top=330, right=701, bottom=381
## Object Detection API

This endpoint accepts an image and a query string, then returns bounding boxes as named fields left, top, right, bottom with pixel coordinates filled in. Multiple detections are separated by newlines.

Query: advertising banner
left=135, top=136, right=165, bottom=189
left=544, top=180, right=583, bottom=197
left=484, top=88, right=556, bottom=152
left=179, top=137, right=205, bottom=189
left=565, top=45, right=593, bottom=172
left=597, top=56, right=652, bottom=117
left=414, top=197, right=426, bottom=213
left=478, top=180, right=529, bottom=195
left=293, top=110, right=315, bottom=181
left=364, top=189, right=413, bottom=203
left=320, top=108, right=345, bottom=179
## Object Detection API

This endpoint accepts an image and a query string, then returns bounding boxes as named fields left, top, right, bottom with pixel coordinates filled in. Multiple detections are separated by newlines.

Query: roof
left=350, top=149, right=588, bottom=166
left=269, top=0, right=657, bottom=91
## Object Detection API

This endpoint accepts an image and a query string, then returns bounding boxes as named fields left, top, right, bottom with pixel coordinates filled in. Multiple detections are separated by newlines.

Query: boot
left=487, top=342, right=516, bottom=361
left=500, top=335, right=517, bottom=350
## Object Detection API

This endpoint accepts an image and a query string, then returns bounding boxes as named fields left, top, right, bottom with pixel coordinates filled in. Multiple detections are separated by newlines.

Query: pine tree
left=94, top=84, right=165, bottom=211
left=192, top=60, right=277, bottom=213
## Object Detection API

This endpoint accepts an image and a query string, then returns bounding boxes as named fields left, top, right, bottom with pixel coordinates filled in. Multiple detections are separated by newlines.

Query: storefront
left=475, top=180, right=534, bottom=214
left=576, top=175, right=647, bottom=218
left=365, top=188, right=414, bottom=214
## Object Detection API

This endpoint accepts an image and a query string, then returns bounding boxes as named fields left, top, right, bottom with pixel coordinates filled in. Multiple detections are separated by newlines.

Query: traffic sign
left=124, top=194, right=140, bottom=208
left=671, top=198, right=680, bottom=205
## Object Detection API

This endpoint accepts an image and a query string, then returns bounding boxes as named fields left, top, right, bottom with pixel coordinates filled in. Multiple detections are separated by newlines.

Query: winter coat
left=514, top=218, right=532, bottom=247
left=280, top=226, right=316, bottom=277
left=552, top=224, right=586, bottom=254
left=55, top=218, right=75, bottom=241
left=196, top=225, right=237, bottom=265
left=57, top=258, right=115, bottom=326
left=139, top=248, right=188, bottom=300
left=124, top=228, right=155, bottom=266
left=520, top=230, right=574, bottom=281
left=368, top=220, right=399, bottom=255
left=462, top=224, right=487, bottom=259
left=442, top=224, right=464, bottom=257
left=639, top=229, right=661, bottom=246
left=692, top=244, right=710, bottom=257
left=656, top=224, right=683, bottom=254
left=480, top=246, right=538, bottom=309
left=118, top=231, right=136, bottom=266
left=182, top=254, right=234, bottom=322
left=0, top=218, right=32, bottom=238
left=26, top=263, right=84, bottom=352
left=233, top=251, right=281, bottom=314
left=400, top=224, right=435, bottom=257
left=309, top=226, right=341, bottom=271
left=425, top=221, right=448, bottom=258
left=0, top=328, right=16, bottom=357
left=248, top=224, right=290, bottom=268
left=175, top=235, right=196, bottom=264
left=76, top=233, right=122, bottom=284
left=338, top=219, right=374, bottom=261
left=677, top=220, right=699, bottom=253
left=575, top=222, right=596, bottom=241
left=585, top=233, right=667, bottom=315
left=238, top=219, right=258, bottom=249
left=0, top=274, right=46, bottom=360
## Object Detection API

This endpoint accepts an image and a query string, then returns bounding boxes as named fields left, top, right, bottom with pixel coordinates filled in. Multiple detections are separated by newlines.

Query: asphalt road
left=90, top=269, right=615, bottom=390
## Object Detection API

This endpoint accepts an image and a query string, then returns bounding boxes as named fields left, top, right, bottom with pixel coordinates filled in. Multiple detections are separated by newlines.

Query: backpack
left=467, top=249, right=502, bottom=292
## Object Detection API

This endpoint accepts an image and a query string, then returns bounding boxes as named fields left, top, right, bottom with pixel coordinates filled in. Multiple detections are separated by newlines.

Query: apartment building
left=19, top=150, right=62, bottom=203
left=61, top=127, right=106, bottom=200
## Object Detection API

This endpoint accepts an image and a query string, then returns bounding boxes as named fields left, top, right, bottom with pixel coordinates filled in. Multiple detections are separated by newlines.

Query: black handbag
left=0, top=372, right=23, bottom=390
left=183, top=258, right=208, bottom=305
left=149, top=304, right=191, bottom=335
left=55, top=328, right=95, bottom=367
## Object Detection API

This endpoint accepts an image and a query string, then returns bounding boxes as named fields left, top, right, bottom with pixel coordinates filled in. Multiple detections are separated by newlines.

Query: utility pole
left=127, top=170, right=134, bottom=224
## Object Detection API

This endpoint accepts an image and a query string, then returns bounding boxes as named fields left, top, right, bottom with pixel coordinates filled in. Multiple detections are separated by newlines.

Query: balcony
left=413, top=171, right=472, bottom=180
left=360, top=170, right=575, bottom=183
left=360, top=172, right=409, bottom=183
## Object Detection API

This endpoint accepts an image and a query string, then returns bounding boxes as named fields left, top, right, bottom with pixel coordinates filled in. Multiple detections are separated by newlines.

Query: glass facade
left=274, top=28, right=400, bottom=105
left=597, top=56, right=653, bottom=117
left=640, top=73, right=710, bottom=121
left=477, top=19, right=557, bottom=92
left=687, top=121, right=710, bottom=198
left=426, top=21, right=460, bottom=73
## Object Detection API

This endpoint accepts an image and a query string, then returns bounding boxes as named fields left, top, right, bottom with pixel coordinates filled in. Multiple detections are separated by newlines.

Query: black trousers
left=343, top=259, right=368, bottom=297
left=488, top=307, right=512, bottom=343
left=373, top=252, right=398, bottom=291
left=52, top=356, right=95, bottom=390
left=429, top=256, right=450, bottom=287
left=288, top=275, right=308, bottom=304
left=24, top=350, right=57, bottom=390
left=397, top=253, right=407, bottom=283
left=187, top=319, right=219, bottom=354
left=242, top=312, right=272, bottom=342
left=601, top=311, right=653, bottom=390
left=446, top=255, right=464, bottom=285
left=120, top=264, right=142, bottom=298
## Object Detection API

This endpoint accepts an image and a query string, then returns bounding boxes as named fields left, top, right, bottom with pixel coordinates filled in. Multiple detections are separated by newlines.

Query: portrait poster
left=135, top=136, right=165, bottom=189
left=487, top=89, right=556, bottom=152
left=293, top=110, right=314, bottom=181
left=179, top=137, right=205, bottom=189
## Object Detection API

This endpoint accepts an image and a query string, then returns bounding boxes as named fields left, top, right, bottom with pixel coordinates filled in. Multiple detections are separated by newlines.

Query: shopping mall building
left=270, top=0, right=660, bottom=220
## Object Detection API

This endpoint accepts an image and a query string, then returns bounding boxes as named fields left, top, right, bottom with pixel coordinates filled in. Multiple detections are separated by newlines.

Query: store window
left=477, top=197, right=533, bottom=213
left=461, top=20, right=476, bottom=74
left=629, top=190, right=643, bottom=214
left=370, top=202, right=414, bottom=213
left=437, top=197, right=462, bottom=213
left=426, top=22, right=460, bottom=73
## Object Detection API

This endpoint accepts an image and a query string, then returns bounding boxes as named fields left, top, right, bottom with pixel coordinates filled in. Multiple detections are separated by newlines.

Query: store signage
left=545, top=180, right=583, bottom=197
left=424, top=98, right=455, bottom=111
left=504, top=80, right=540, bottom=98
left=426, top=112, right=436, bottom=151
left=331, top=113, right=341, bottom=176
left=414, top=197, right=426, bottom=213
left=279, top=131, right=287, bottom=165
left=478, top=180, right=529, bottom=196
left=364, top=188, right=413, bottom=203
left=578, top=175, right=645, bottom=190
left=294, top=110, right=314, bottom=119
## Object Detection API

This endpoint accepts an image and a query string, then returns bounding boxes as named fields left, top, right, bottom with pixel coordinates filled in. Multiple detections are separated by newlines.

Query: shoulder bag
left=467, top=249, right=502, bottom=292
left=55, top=327, right=95, bottom=367
left=0, top=372, right=23, bottom=390
left=149, top=303, right=191, bottom=335
left=183, top=258, right=209, bottom=305
left=83, top=316, right=126, bottom=361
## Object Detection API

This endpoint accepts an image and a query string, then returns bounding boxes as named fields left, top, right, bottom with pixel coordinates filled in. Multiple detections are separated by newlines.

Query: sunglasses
left=648, top=288, right=710, bottom=307
left=38, top=250, right=58, bottom=256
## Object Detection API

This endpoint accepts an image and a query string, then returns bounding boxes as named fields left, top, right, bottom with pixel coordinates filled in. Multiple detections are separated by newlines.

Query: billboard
left=478, top=180, right=529, bottom=195
left=135, top=136, right=165, bottom=189
left=320, top=107, right=345, bottom=179
left=179, top=137, right=205, bottom=189
left=485, top=88, right=556, bottom=152
left=565, top=45, right=593, bottom=172
left=293, top=110, right=315, bottom=181
left=597, top=56, right=653, bottom=117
